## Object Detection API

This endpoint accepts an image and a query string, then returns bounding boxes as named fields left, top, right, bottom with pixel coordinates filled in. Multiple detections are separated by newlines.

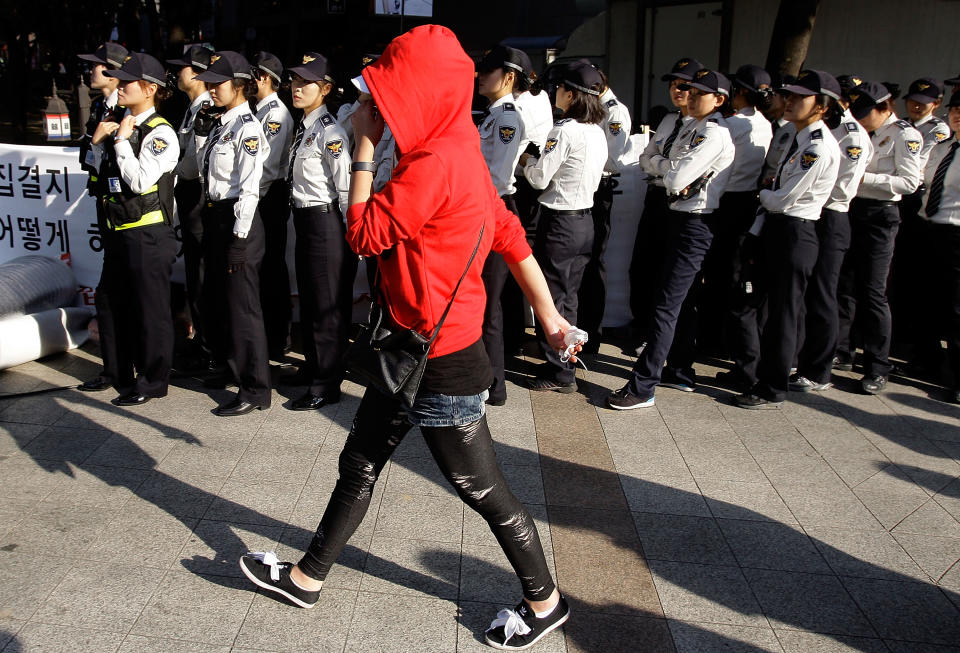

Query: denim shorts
left=406, top=390, right=488, bottom=427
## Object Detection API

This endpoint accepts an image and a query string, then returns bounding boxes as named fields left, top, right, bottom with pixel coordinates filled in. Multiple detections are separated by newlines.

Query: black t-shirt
left=420, top=338, right=493, bottom=396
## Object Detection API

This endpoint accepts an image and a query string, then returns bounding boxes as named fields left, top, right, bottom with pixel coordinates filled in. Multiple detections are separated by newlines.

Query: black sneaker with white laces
left=239, top=552, right=319, bottom=609
left=484, top=595, right=570, bottom=650
left=606, top=386, right=655, bottom=410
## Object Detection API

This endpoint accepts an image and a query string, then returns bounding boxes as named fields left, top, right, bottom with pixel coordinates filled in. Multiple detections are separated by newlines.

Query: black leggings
left=298, top=388, right=556, bottom=602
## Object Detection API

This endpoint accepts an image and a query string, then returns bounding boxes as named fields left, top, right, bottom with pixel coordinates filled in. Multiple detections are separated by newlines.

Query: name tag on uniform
left=107, top=177, right=122, bottom=193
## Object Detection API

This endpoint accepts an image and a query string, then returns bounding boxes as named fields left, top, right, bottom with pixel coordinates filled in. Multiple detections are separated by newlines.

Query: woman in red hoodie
left=239, top=26, right=574, bottom=650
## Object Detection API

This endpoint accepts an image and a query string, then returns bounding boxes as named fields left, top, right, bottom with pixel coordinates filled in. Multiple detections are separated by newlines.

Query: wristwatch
left=351, top=161, right=376, bottom=173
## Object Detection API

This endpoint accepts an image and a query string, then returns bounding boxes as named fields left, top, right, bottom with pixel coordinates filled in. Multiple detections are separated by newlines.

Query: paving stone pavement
left=0, top=339, right=958, bottom=652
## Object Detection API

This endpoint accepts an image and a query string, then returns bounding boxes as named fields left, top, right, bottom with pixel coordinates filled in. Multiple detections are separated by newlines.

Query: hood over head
left=361, top=25, right=476, bottom=154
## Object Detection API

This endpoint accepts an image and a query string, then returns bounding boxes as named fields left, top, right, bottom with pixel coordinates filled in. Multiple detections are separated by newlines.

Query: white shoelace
left=248, top=551, right=282, bottom=582
left=489, top=608, right=532, bottom=644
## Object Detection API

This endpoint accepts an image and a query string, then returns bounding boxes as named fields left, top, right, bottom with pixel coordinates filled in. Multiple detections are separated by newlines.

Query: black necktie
left=925, top=140, right=959, bottom=217
left=662, top=113, right=684, bottom=158
left=774, top=136, right=799, bottom=191
left=287, top=121, right=306, bottom=185
left=201, top=118, right=225, bottom=184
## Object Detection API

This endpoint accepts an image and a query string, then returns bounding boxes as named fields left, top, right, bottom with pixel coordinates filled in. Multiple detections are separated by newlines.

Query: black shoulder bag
left=344, top=223, right=485, bottom=408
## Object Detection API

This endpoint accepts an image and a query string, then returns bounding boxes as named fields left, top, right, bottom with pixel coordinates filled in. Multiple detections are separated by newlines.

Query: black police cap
left=477, top=46, right=532, bottom=80
left=780, top=69, right=841, bottom=101
left=194, top=51, right=253, bottom=83
left=287, top=52, right=334, bottom=84
left=253, top=51, right=283, bottom=83
left=947, top=90, right=960, bottom=107
left=104, top=52, right=169, bottom=87
left=679, top=69, right=731, bottom=97
left=167, top=45, right=213, bottom=71
left=662, top=58, right=704, bottom=82
left=78, top=42, right=129, bottom=68
left=905, top=77, right=943, bottom=103
left=559, top=60, right=603, bottom=96
left=732, top=64, right=771, bottom=93
left=848, top=80, right=892, bottom=120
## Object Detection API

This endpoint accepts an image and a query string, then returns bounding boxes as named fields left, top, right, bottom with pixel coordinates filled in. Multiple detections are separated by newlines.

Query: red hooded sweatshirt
left=346, top=25, right=532, bottom=358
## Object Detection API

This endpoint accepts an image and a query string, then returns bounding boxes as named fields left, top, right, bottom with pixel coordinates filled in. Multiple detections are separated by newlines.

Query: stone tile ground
left=0, top=339, right=958, bottom=652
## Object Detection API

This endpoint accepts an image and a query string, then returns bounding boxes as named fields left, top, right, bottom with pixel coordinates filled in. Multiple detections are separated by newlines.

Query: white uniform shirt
left=858, top=113, right=923, bottom=201
left=112, top=107, right=180, bottom=193
left=523, top=118, right=607, bottom=210
left=337, top=100, right=358, bottom=150
left=647, top=112, right=735, bottom=213
left=758, top=120, right=840, bottom=220
left=599, top=88, right=632, bottom=173
left=826, top=110, right=873, bottom=212
left=175, top=91, right=211, bottom=181
left=920, top=137, right=960, bottom=226
left=255, top=92, right=294, bottom=190
left=514, top=90, right=554, bottom=153
left=762, top=119, right=795, bottom=183
left=196, top=103, right=269, bottom=238
left=912, top=112, right=951, bottom=170
left=639, top=112, right=690, bottom=188
left=479, top=94, right=525, bottom=196
left=373, top=124, right=398, bottom=193
left=290, top=105, right=351, bottom=210
left=724, top=106, right=772, bottom=192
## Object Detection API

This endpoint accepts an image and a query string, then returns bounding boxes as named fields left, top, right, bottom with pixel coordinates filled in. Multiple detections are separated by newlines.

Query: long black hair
left=561, top=84, right=605, bottom=124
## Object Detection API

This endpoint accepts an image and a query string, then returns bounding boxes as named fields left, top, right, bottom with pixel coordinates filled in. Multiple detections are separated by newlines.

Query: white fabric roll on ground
left=0, top=307, right=94, bottom=370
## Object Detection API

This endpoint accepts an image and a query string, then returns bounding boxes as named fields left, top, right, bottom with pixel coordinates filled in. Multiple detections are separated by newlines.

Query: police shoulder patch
left=242, top=136, right=260, bottom=156
left=606, top=98, right=618, bottom=108
left=240, top=114, right=254, bottom=124
left=498, top=125, right=517, bottom=145
left=544, top=138, right=559, bottom=154
left=810, top=128, right=823, bottom=140
left=845, top=121, right=859, bottom=133
left=935, top=128, right=950, bottom=143
left=502, top=102, right=515, bottom=112
left=150, top=137, right=169, bottom=156
left=905, top=139, right=921, bottom=155
left=320, top=113, right=336, bottom=128
left=608, top=121, right=623, bottom=136
left=265, top=121, right=282, bottom=137
left=325, top=139, right=344, bottom=158
left=845, top=145, right=863, bottom=161
left=800, top=148, right=819, bottom=170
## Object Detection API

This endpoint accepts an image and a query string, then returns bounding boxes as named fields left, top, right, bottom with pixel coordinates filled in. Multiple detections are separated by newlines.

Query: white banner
left=0, top=143, right=185, bottom=306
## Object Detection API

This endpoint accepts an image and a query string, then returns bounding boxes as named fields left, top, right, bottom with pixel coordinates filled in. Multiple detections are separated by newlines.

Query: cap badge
left=124, top=55, right=132, bottom=63
left=695, top=69, right=709, bottom=79
left=362, top=56, right=374, bottom=65
left=851, top=77, right=862, bottom=86
left=678, top=60, right=689, bottom=68
left=303, top=55, right=316, bottom=64
left=210, top=55, right=221, bottom=64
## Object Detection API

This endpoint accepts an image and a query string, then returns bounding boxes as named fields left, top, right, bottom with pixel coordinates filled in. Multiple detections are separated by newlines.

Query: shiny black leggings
left=298, top=388, right=556, bottom=602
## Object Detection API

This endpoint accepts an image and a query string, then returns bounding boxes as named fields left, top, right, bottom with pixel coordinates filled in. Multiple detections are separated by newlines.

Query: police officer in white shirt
left=703, top=64, right=773, bottom=391
left=608, top=69, right=735, bottom=410
left=890, top=77, right=952, bottom=366
left=194, top=51, right=272, bottom=416
left=577, top=66, right=632, bottom=355
left=91, top=53, right=180, bottom=406
left=792, top=81, right=872, bottom=393
left=520, top=61, right=607, bottom=393
left=735, top=70, right=842, bottom=409
left=476, top=46, right=531, bottom=405
left=167, top=45, right=213, bottom=368
left=919, top=90, right=960, bottom=403
left=631, top=58, right=703, bottom=343
left=836, top=81, right=923, bottom=394
left=283, top=52, right=355, bottom=411
left=76, top=41, right=129, bottom=393
left=251, top=51, right=295, bottom=361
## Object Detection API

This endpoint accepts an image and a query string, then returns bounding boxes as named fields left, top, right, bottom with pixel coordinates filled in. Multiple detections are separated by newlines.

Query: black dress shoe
left=78, top=376, right=112, bottom=392
left=111, top=392, right=150, bottom=406
left=289, top=391, right=341, bottom=411
left=215, top=398, right=262, bottom=416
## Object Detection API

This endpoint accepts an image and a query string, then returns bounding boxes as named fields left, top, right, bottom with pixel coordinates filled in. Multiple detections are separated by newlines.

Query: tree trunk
left=764, top=0, right=820, bottom=77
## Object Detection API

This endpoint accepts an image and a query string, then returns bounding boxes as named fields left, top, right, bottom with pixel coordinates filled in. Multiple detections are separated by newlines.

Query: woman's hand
left=92, top=121, right=119, bottom=145
left=351, top=98, right=385, bottom=153
left=541, top=313, right=581, bottom=364
left=519, top=152, right=532, bottom=167
left=115, top=115, right=136, bottom=141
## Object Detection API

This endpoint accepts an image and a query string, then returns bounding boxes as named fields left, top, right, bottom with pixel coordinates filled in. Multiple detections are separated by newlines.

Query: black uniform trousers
left=203, top=201, right=272, bottom=407
left=95, top=221, right=177, bottom=397
left=481, top=195, right=519, bottom=403
left=837, top=199, right=900, bottom=378
left=704, top=190, right=763, bottom=382
left=889, top=188, right=928, bottom=356
left=534, top=206, right=594, bottom=384
left=628, top=211, right=714, bottom=398
left=293, top=204, right=357, bottom=397
left=501, top=177, right=542, bottom=355
left=754, top=214, right=819, bottom=402
left=258, top=179, right=293, bottom=359
left=923, top=223, right=960, bottom=387
left=576, top=175, right=616, bottom=352
left=173, top=176, right=207, bottom=356
left=796, top=208, right=851, bottom=385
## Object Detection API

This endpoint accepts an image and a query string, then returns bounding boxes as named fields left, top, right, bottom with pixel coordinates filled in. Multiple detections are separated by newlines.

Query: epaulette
left=554, top=118, right=571, bottom=126
left=321, top=113, right=336, bottom=127
left=503, top=103, right=515, bottom=112
left=894, top=119, right=912, bottom=130
left=706, top=118, right=719, bottom=124
left=240, top=114, right=254, bottom=124
left=606, top=98, right=618, bottom=108
left=267, top=99, right=279, bottom=110
left=844, top=121, right=859, bottom=133
left=810, top=128, right=823, bottom=140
